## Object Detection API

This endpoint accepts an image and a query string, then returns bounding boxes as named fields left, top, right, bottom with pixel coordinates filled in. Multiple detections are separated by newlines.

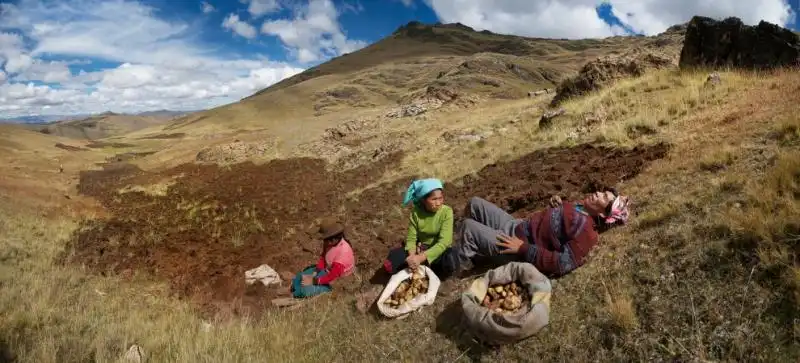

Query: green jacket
left=405, top=204, right=454, bottom=264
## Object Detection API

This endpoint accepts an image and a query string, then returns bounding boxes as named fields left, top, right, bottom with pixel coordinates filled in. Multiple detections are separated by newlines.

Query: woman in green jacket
left=383, top=178, right=457, bottom=277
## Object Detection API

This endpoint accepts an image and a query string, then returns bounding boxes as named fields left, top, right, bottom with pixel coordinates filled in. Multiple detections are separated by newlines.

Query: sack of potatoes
left=481, top=281, right=529, bottom=314
left=383, top=268, right=429, bottom=308
left=376, top=265, right=441, bottom=319
left=460, top=262, right=552, bottom=345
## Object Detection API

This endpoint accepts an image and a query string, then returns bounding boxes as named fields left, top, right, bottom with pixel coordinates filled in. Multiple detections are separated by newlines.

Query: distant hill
left=26, top=109, right=197, bottom=140
left=0, top=109, right=194, bottom=125
left=0, top=114, right=89, bottom=124
left=161, top=20, right=685, bottom=139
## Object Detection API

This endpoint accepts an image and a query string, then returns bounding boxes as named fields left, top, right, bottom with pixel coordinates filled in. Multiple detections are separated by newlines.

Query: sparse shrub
left=666, top=104, right=680, bottom=116
left=625, top=120, right=658, bottom=139
left=698, top=149, right=736, bottom=172
left=601, top=285, right=639, bottom=333
left=768, top=119, right=800, bottom=147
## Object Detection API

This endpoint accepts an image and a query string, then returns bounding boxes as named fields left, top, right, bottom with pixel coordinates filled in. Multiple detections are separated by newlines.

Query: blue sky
left=0, top=0, right=797, bottom=118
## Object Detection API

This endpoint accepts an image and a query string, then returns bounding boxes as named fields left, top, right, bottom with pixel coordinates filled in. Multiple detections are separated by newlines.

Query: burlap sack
left=461, top=262, right=552, bottom=345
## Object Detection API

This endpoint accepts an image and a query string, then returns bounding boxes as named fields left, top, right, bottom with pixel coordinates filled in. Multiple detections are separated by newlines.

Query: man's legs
left=463, top=197, right=517, bottom=232
left=454, top=218, right=519, bottom=269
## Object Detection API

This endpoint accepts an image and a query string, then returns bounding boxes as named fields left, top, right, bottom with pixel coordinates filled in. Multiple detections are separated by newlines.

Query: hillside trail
left=61, top=142, right=668, bottom=318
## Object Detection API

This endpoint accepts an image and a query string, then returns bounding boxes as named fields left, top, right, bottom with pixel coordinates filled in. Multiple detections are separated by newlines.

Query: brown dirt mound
left=86, top=141, right=136, bottom=148
left=138, top=133, right=186, bottom=140
left=61, top=143, right=668, bottom=317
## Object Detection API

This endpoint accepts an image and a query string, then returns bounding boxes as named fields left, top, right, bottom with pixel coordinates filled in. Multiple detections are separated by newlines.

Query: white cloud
left=341, top=1, right=365, bottom=14
left=399, top=0, right=414, bottom=7
left=14, top=60, right=72, bottom=83
left=607, top=0, right=796, bottom=36
left=0, top=0, right=305, bottom=118
left=0, top=70, right=6, bottom=85
left=246, top=0, right=281, bottom=17
left=201, top=1, right=215, bottom=14
left=424, top=0, right=616, bottom=38
left=423, top=0, right=796, bottom=39
left=261, top=0, right=367, bottom=63
left=0, top=32, right=32, bottom=73
left=223, top=14, right=258, bottom=39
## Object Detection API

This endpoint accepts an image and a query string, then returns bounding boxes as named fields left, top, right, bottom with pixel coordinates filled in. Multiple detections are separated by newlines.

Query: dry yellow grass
left=1, top=67, right=799, bottom=362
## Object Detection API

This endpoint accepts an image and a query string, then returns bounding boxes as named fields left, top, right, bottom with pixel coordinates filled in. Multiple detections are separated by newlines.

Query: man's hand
left=301, top=274, right=314, bottom=286
left=549, top=195, right=562, bottom=208
left=496, top=233, right=525, bottom=254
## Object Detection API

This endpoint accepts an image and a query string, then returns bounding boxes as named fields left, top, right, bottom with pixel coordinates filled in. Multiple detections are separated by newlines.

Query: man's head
left=582, top=187, right=630, bottom=226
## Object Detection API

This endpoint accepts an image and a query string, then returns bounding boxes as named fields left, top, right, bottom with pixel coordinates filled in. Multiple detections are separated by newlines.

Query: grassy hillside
left=1, top=18, right=799, bottom=363
left=2, top=67, right=798, bottom=361
left=118, top=21, right=684, bottom=171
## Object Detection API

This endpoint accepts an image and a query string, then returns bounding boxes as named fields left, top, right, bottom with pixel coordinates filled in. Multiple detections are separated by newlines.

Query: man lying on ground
left=450, top=188, right=630, bottom=278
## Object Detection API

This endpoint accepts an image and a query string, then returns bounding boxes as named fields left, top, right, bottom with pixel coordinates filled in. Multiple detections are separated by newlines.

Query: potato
left=484, top=280, right=530, bottom=314
left=387, top=271, right=430, bottom=309
left=502, top=294, right=522, bottom=310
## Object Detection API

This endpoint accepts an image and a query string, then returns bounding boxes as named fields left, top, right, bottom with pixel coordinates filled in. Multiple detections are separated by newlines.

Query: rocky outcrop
left=679, top=16, right=800, bottom=70
left=550, top=51, right=675, bottom=106
left=196, top=140, right=277, bottom=164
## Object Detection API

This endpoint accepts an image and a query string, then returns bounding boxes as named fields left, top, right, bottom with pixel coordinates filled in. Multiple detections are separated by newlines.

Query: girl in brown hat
left=290, top=218, right=356, bottom=298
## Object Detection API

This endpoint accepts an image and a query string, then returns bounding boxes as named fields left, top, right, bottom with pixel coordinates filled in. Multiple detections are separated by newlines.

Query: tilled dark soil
left=61, top=143, right=669, bottom=317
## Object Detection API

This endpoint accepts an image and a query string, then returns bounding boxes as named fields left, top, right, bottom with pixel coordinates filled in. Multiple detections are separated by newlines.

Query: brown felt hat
left=318, top=218, right=345, bottom=240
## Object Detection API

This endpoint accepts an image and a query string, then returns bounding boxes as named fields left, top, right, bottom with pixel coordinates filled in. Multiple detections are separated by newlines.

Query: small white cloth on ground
left=245, top=264, right=282, bottom=287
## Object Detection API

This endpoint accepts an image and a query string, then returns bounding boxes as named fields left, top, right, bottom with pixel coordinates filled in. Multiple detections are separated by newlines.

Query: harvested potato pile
left=481, top=282, right=530, bottom=314
left=384, top=269, right=429, bottom=308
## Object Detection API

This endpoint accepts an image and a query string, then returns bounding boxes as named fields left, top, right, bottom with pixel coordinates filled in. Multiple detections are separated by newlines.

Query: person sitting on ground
left=451, top=188, right=630, bottom=278
left=291, top=218, right=356, bottom=298
left=383, top=178, right=457, bottom=278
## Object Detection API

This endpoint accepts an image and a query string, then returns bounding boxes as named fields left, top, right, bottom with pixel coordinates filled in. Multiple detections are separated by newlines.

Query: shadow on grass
left=0, top=340, right=14, bottom=363
left=434, top=299, right=491, bottom=361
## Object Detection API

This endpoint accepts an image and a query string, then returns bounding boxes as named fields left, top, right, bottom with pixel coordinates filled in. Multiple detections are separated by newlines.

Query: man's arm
left=517, top=230, right=597, bottom=277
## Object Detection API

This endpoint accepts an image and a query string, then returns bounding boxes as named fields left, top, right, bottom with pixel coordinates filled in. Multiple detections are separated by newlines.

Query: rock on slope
left=550, top=26, right=686, bottom=106
left=679, top=16, right=800, bottom=69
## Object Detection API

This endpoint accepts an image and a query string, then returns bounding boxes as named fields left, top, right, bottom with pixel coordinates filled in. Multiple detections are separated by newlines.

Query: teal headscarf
left=402, top=178, right=443, bottom=206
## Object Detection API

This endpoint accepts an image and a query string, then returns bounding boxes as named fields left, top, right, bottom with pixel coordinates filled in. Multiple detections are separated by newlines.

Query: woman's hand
left=301, top=274, right=314, bottom=286
left=406, top=253, right=427, bottom=270
left=496, top=233, right=525, bottom=254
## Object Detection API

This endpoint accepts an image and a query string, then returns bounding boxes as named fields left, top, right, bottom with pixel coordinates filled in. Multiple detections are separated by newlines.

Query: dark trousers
left=383, top=245, right=458, bottom=279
